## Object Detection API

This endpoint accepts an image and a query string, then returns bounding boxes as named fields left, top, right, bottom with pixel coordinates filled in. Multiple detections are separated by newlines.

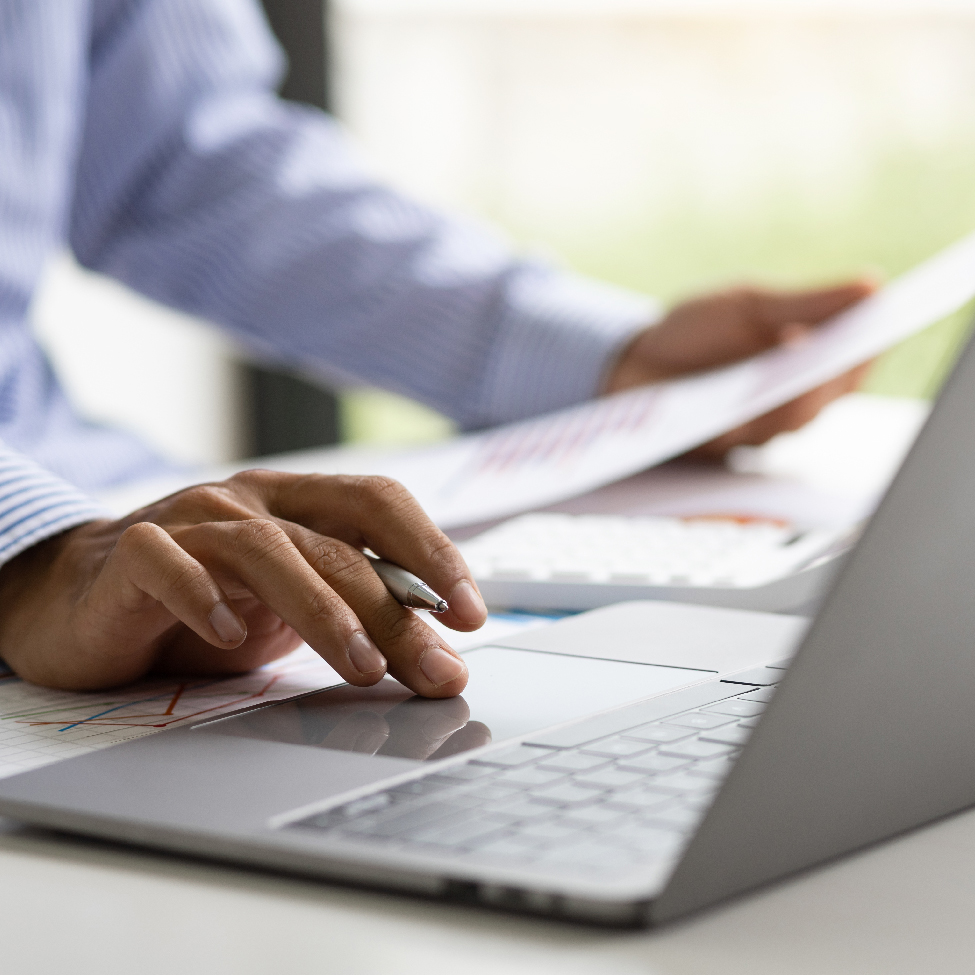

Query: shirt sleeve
left=69, top=0, right=658, bottom=430
left=0, top=444, right=107, bottom=569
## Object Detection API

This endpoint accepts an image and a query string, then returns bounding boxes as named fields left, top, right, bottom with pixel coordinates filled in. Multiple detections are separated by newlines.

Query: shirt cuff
left=473, top=263, right=661, bottom=427
left=0, top=450, right=109, bottom=570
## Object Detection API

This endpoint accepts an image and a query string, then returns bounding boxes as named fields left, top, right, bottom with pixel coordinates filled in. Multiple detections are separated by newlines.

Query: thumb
left=756, top=278, right=878, bottom=334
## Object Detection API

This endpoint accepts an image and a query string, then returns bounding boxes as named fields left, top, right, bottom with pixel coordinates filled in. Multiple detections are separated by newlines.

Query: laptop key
left=335, top=793, right=392, bottom=818
left=664, top=711, right=736, bottom=731
left=558, top=804, right=629, bottom=827
left=616, top=753, right=688, bottom=775
left=645, top=804, right=704, bottom=834
left=699, top=724, right=752, bottom=746
left=580, top=737, right=652, bottom=758
left=471, top=745, right=551, bottom=767
left=389, top=777, right=457, bottom=798
left=678, top=792, right=716, bottom=812
left=345, top=800, right=470, bottom=838
left=736, top=686, right=777, bottom=703
left=537, top=751, right=612, bottom=773
left=688, top=755, right=739, bottom=779
left=603, top=789, right=674, bottom=813
left=485, top=797, right=555, bottom=820
left=703, top=699, right=765, bottom=718
left=495, top=767, right=567, bottom=788
left=530, top=782, right=604, bottom=806
left=524, top=682, right=744, bottom=749
left=458, top=783, right=521, bottom=802
left=608, top=821, right=686, bottom=853
left=511, top=820, right=589, bottom=847
left=571, top=767, right=646, bottom=790
left=659, top=738, right=738, bottom=760
left=647, top=770, right=721, bottom=794
left=408, top=817, right=507, bottom=849
left=621, top=724, right=696, bottom=744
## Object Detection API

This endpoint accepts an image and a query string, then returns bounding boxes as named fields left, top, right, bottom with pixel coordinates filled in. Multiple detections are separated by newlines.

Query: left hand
left=603, top=280, right=877, bottom=457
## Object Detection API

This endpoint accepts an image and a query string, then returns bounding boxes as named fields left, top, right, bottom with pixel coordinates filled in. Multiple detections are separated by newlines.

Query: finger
left=278, top=520, right=469, bottom=698
left=235, top=472, right=487, bottom=631
left=691, top=363, right=872, bottom=458
left=755, top=278, right=877, bottom=334
left=173, top=519, right=389, bottom=688
left=152, top=602, right=304, bottom=678
left=74, top=522, right=248, bottom=688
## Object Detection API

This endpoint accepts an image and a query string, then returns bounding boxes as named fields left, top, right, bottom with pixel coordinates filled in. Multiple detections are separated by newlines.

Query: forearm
left=70, top=0, right=657, bottom=428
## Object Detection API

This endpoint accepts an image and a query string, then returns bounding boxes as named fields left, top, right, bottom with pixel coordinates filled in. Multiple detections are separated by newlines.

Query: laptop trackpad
left=202, top=646, right=710, bottom=763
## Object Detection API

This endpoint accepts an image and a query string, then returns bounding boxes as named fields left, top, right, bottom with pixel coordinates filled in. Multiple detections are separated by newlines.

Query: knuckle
left=347, top=475, right=410, bottom=510
left=373, top=607, right=420, bottom=645
left=308, top=538, right=361, bottom=578
left=116, top=521, right=167, bottom=557
left=159, top=559, right=208, bottom=598
left=425, top=532, right=464, bottom=572
left=232, top=518, right=290, bottom=558
left=302, top=585, right=337, bottom=623
left=229, top=468, right=277, bottom=492
left=173, top=482, right=250, bottom=521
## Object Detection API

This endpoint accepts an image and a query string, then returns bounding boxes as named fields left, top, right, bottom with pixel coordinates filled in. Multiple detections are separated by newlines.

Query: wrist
left=601, top=323, right=670, bottom=395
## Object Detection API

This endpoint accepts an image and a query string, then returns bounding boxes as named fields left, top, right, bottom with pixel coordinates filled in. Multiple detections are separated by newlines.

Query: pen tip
left=434, top=599, right=449, bottom=614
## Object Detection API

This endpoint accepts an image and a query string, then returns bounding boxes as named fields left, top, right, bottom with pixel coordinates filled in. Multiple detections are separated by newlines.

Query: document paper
left=297, top=230, right=975, bottom=528
left=98, top=230, right=975, bottom=529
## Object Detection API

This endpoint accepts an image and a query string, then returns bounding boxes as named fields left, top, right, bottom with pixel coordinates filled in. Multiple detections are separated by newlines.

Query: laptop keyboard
left=287, top=664, right=786, bottom=878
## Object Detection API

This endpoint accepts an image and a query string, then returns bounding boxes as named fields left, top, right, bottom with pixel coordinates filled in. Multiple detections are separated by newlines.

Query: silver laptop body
left=2, top=328, right=975, bottom=926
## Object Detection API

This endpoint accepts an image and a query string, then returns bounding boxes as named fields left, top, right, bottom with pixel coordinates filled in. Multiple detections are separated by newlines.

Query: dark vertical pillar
left=247, top=0, right=340, bottom=456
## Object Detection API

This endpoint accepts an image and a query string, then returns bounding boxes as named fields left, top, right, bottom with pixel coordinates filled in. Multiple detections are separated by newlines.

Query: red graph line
left=19, top=674, right=285, bottom=731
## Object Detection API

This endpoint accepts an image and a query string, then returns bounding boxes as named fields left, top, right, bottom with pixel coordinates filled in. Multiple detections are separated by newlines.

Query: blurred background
left=28, top=0, right=975, bottom=468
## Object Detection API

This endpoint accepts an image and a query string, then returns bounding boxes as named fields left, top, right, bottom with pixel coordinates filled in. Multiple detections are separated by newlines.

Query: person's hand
left=603, top=280, right=877, bottom=456
left=0, top=472, right=487, bottom=696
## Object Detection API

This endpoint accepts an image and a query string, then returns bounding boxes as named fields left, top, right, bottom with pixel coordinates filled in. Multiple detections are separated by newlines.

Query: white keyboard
left=456, top=513, right=856, bottom=614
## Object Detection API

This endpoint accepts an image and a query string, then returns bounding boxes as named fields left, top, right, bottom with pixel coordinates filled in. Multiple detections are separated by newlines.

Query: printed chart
left=0, top=645, right=340, bottom=779
left=0, top=612, right=555, bottom=780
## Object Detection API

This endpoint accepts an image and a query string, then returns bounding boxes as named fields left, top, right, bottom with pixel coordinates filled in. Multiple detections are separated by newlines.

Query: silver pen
left=366, top=555, right=449, bottom=613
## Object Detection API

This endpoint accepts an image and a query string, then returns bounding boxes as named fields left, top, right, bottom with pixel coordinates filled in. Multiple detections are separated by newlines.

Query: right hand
left=0, top=471, right=487, bottom=696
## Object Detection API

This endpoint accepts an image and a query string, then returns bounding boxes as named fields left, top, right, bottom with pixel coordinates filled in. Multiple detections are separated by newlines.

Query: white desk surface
left=9, top=393, right=960, bottom=975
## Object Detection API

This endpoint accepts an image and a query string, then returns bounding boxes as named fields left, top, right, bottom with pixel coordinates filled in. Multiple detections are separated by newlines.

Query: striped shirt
left=0, top=0, right=655, bottom=566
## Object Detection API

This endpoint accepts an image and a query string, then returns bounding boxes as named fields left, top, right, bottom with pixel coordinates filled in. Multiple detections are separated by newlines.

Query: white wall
left=333, top=0, right=975, bottom=237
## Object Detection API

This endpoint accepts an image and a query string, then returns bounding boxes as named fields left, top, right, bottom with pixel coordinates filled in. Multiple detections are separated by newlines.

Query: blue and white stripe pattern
left=0, top=446, right=108, bottom=566
left=0, top=0, right=656, bottom=568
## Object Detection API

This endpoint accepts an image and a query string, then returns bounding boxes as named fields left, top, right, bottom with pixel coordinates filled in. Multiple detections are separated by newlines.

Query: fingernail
left=348, top=631, right=386, bottom=676
left=449, top=580, right=487, bottom=624
left=209, top=603, right=246, bottom=644
left=419, top=646, right=467, bottom=687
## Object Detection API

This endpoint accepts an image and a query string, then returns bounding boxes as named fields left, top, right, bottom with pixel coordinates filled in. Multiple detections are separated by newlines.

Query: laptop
left=2, top=329, right=975, bottom=927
